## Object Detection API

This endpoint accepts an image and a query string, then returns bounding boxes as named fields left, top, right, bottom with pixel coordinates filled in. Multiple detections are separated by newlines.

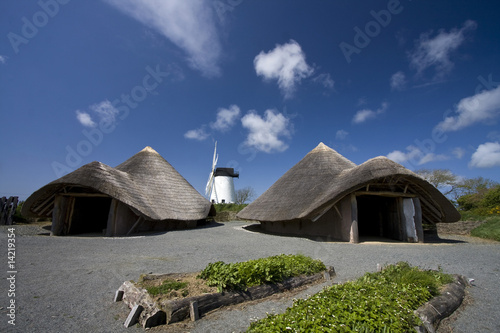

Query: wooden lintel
left=60, top=193, right=109, bottom=198
left=355, top=191, right=417, bottom=198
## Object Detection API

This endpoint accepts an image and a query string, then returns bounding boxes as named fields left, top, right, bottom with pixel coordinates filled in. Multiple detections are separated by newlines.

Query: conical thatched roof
left=23, top=147, right=213, bottom=221
left=237, top=143, right=460, bottom=224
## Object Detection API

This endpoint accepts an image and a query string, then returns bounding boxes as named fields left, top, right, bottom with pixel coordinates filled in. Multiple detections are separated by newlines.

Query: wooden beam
left=126, top=216, right=144, bottom=236
left=33, top=194, right=55, bottom=213
left=355, top=191, right=417, bottom=198
left=60, top=193, right=109, bottom=198
left=334, top=205, right=342, bottom=219
left=418, top=196, right=442, bottom=220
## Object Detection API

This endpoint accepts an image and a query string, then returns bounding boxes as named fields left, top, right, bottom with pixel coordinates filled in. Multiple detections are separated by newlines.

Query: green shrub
left=198, top=254, right=326, bottom=292
left=482, top=186, right=500, bottom=211
left=213, top=203, right=248, bottom=213
left=458, top=185, right=500, bottom=218
left=246, top=262, right=453, bottom=333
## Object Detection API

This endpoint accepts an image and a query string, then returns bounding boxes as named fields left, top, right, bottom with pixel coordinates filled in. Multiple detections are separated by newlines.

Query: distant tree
left=415, top=169, right=458, bottom=196
left=235, top=187, right=256, bottom=204
left=454, top=177, right=499, bottom=198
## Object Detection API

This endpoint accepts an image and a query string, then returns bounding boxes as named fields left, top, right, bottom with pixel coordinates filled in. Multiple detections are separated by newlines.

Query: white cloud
left=387, top=146, right=422, bottom=164
left=185, top=104, right=241, bottom=140
left=387, top=145, right=448, bottom=166
left=104, top=0, right=221, bottom=77
left=75, top=100, right=119, bottom=128
left=409, top=20, right=476, bottom=79
left=312, top=73, right=335, bottom=90
left=469, top=142, right=500, bottom=168
left=241, top=109, right=292, bottom=153
left=0, top=55, right=7, bottom=64
left=254, top=40, right=313, bottom=99
left=210, top=105, right=240, bottom=131
left=353, top=102, right=388, bottom=124
left=89, top=100, right=119, bottom=124
left=76, top=111, right=96, bottom=128
left=184, top=127, right=209, bottom=141
left=452, top=147, right=465, bottom=159
left=335, top=130, right=348, bottom=140
left=436, top=85, right=500, bottom=132
left=390, top=71, right=406, bottom=91
left=419, top=153, right=449, bottom=165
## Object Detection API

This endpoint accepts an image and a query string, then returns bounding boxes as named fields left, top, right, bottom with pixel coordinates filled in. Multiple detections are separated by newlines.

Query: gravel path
left=1, top=221, right=499, bottom=333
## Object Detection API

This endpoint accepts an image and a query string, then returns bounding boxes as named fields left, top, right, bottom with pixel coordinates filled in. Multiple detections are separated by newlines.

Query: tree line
left=416, top=169, right=500, bottom=217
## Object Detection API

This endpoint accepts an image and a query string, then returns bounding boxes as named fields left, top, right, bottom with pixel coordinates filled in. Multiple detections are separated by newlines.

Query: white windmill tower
left=205, top=142, right=239, bottom=204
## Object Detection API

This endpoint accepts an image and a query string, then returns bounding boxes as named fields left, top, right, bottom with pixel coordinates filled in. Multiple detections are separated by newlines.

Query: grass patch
left=145, top=279, right=189, bottom=296
left=246, top=262, right=453, bottom=333
left=470, top=216, right=500, bottom=241
left=198, top=254, right=326, bottom=292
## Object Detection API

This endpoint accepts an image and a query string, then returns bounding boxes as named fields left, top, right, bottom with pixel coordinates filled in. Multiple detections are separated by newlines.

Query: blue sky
left=1, top=0, right=500, bottom=201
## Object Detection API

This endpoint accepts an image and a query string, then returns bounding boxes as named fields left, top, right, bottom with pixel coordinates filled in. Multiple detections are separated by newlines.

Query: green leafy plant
left=198, top=254, right=326, bottom=292
left=246, top=262, right=453, bottom=332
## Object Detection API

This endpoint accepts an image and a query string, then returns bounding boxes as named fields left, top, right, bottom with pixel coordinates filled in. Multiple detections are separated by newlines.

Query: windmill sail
left=205, top=141, right=218, bottom=197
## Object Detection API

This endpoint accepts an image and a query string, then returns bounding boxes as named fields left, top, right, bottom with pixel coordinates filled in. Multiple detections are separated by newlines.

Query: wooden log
left=6, top=197, right=18, bottom=225
left=124, top=304, right=143, bottom=328
left=414, top=275, right=468, bottom=333
left=114, top=290, right=124, bottom=302
left=0, top=196, right=7, bottom=225
left=189, top=301, right=199, bottom=321
left=143, top=309, right=166, bottom=328
left=163, top=271, right=327, bottom=325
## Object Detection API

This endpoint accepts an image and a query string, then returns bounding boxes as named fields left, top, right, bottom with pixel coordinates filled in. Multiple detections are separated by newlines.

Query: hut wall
left=402, top=198, right=417, bottom=242
left=106, top=199, right=139, bottom=236
left=137, top=219, right=198, bottom=233
left=260, top=217, right=337, bottom=239
left=259, top=195, right=355, bottom=242
left=413, top=198, right=424, bottom=243
left=400, top=198, right=424, bottom=243
left=51, top=195, right=73, bottom=236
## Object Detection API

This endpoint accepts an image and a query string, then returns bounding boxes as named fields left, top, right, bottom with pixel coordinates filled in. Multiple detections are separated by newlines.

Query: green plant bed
left=145, top=279, right=189, bottom=297
left=470, top=216, right=500, bottom=241
left=246, top=262, right=453, bottom=333
left=198, top=254, right=326, bottom=292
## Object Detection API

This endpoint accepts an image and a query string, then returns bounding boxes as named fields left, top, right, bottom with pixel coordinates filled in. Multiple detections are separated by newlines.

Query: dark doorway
left=68, top=197, right=112, bottom=234
left=356, top=195, right=402, bottom=241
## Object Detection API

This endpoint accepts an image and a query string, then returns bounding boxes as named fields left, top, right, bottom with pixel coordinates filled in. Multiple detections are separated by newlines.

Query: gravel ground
left=0, top=221, right=499, bottom=333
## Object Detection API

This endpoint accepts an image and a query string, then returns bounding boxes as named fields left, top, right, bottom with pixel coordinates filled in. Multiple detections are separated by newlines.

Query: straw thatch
left=237, top=142, right=460, bottom=225
left=23, top=147, right=213, bottom=223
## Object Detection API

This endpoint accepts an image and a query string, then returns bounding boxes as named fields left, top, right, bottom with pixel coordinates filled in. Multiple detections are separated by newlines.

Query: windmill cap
left=215, top=167, right=239, bottom=178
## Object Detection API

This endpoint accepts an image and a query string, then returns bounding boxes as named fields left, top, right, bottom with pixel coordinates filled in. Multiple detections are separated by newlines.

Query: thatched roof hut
left=23, top=147, right=214, bottom=236
left=237, top=143, right=460, bottom=243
